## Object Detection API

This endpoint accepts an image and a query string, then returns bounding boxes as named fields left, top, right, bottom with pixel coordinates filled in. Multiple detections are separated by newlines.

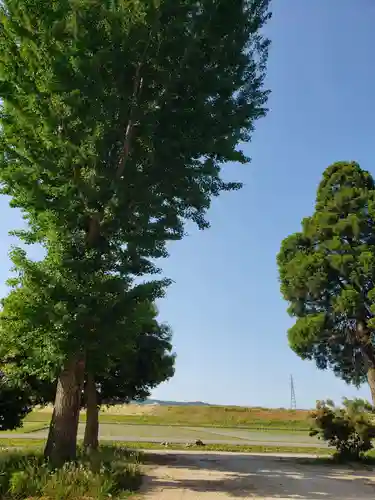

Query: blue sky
left=1, top=0, right=375, bottom=409
left=152, top=0, right=375, bottom=408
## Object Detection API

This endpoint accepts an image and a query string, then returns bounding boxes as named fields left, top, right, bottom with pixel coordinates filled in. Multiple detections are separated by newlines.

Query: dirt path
left=139, top=451, right=375, bottom=499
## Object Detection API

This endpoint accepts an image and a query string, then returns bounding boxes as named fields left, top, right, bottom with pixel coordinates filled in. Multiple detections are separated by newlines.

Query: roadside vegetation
left=310, top=398, right=375, bottom=462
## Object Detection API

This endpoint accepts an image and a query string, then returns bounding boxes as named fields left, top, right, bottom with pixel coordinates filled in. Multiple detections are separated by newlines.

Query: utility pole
left=290, top=374, right=296, bottom=410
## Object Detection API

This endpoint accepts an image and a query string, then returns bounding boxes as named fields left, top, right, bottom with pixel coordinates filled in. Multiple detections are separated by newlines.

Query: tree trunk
left=83, top=372, right=99, bottom=453
left=367, top=367, right=375, bottom=406
left=44, top=356, right=85, bottom=467
left=357, top=321, right=375, bottom=405
left=44, top=408, right=56, bottom=460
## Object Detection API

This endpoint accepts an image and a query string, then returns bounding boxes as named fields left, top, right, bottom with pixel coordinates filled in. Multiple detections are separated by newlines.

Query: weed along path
left=139, top=451, right=375, bottom=499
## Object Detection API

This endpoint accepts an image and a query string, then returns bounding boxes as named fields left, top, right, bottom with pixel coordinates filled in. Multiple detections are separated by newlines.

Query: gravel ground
left=139, top=450, right=375, bottom=499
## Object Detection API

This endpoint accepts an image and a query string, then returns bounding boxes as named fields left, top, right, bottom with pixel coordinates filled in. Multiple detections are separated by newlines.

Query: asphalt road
left=0, top=423, right=327, bottom=448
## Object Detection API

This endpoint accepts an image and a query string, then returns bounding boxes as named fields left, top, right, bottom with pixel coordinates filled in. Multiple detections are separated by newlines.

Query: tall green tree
left=1, top=269, right=175, bottom=453
left=278, top=162, right=375, bottom=403
left=83, top=304, right=175, bottom=451
left=0, top=245, right=169, bottom=463
left=0, top=0, right=271, bottom=463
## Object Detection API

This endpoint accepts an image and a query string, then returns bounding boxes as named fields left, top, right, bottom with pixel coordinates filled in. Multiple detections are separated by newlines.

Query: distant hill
left=135, top=399, right=210, bottom=406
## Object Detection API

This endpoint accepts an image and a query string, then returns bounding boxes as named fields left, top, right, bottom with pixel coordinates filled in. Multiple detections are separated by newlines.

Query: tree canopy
left=0, top=0, right=271, bottom=464
left=82, top=301, right=175, bottom=450
left=0, top=0, right=271, bottom=251
left=97, top=304, right=175, bottom=406
left=278, top=161, right=375, bottom=402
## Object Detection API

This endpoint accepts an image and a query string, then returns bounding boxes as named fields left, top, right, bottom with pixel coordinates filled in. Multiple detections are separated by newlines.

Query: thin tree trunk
left=83, top=372, right=99, bottom=453
left=367, top=367, right=375, bottom=406
left=44, top=408, right=56, bottom=460
left=44, top=356, right=85, bottom=467
left=357, top=321, right=375, bottom=406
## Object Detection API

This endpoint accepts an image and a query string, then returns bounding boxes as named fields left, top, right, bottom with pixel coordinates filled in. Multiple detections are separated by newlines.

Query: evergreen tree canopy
left=278, top=162, right=375, bottom=402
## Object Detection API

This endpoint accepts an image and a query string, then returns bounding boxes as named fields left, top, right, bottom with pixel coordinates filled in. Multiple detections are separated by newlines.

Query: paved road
left=0, top=423, right=327, bottom=448
left=140, top=450, right=375, bottom=499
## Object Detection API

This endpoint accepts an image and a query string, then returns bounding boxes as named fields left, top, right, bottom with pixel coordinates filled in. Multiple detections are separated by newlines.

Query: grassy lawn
left=5, top=437, right=375, bottom=462
left=4, top=437, right=375, bottom=464
left=119, top=441, right=332, bottom=455
left=24, top=405, right=311, bottom=431
left=0, top=437, right=331, bottom=456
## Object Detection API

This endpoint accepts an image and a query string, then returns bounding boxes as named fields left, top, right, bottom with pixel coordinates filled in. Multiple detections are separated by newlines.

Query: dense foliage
left=278, top=162, right=375, bottom=402
left=0, top=0, right=271, bottom=258
left=82, top=301, right=175, bottom=450
left=310, top=398, right=375, bottom=461
left=0, top=248, right=169, bottom=389
left=98, top=310, right=175, bottom=406
left=0, top=0, right=271, bottom=464
left=0, top=374, right=32, bottom=431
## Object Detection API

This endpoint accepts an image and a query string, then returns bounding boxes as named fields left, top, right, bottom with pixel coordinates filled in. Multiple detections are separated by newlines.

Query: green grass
left=0, top=437, right=331, bottom=456
left=24, top=408, right=311, bottom=431
left=121, top=441, right=332, bottom=455
left=83, top=415, right=310, bottom=431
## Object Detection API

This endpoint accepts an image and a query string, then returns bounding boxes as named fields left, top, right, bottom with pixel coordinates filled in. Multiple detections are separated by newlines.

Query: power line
left=290, top=374, right=296, bottom=410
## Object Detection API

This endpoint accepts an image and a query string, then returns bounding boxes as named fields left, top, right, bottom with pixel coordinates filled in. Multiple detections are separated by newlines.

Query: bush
left=0, top=376, right=33, bottom=431
left=309, top=398, right=375, bottom=461
left=0, top=446, right=142, bottom=499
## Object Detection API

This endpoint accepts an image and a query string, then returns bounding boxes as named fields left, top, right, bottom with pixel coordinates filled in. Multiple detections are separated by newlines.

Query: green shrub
left=309, top=398, right=375, bottom=461
left=0, top=377, right=33, bottom=431
left=0, top=446, right=141, bottom=499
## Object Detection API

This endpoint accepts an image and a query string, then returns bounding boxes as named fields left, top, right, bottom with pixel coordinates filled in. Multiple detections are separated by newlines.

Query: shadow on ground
left=141, top=452, right=375, bottom=498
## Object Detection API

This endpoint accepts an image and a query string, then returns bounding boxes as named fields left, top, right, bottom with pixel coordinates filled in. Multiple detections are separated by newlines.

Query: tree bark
left=367, top=367, right=375, bottom=406
left=357, top=321, right=375, bottom=406
left=83, top=372, right=99, bottom=453
left=44, top=356, right=85, bottom=467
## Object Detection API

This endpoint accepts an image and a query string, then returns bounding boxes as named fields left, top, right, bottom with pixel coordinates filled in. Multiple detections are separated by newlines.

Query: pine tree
left=278, top=162, right=375, bottom=403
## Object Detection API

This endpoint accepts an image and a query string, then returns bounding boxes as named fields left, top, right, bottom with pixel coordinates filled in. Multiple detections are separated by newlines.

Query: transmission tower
left=290, top=375, right=296, bottom=410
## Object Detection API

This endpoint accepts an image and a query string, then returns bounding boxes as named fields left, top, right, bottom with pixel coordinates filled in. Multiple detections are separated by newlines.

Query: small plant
left=309, top=398, right=375, bottom=461
left=0, top=445, right=141, bottom=499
